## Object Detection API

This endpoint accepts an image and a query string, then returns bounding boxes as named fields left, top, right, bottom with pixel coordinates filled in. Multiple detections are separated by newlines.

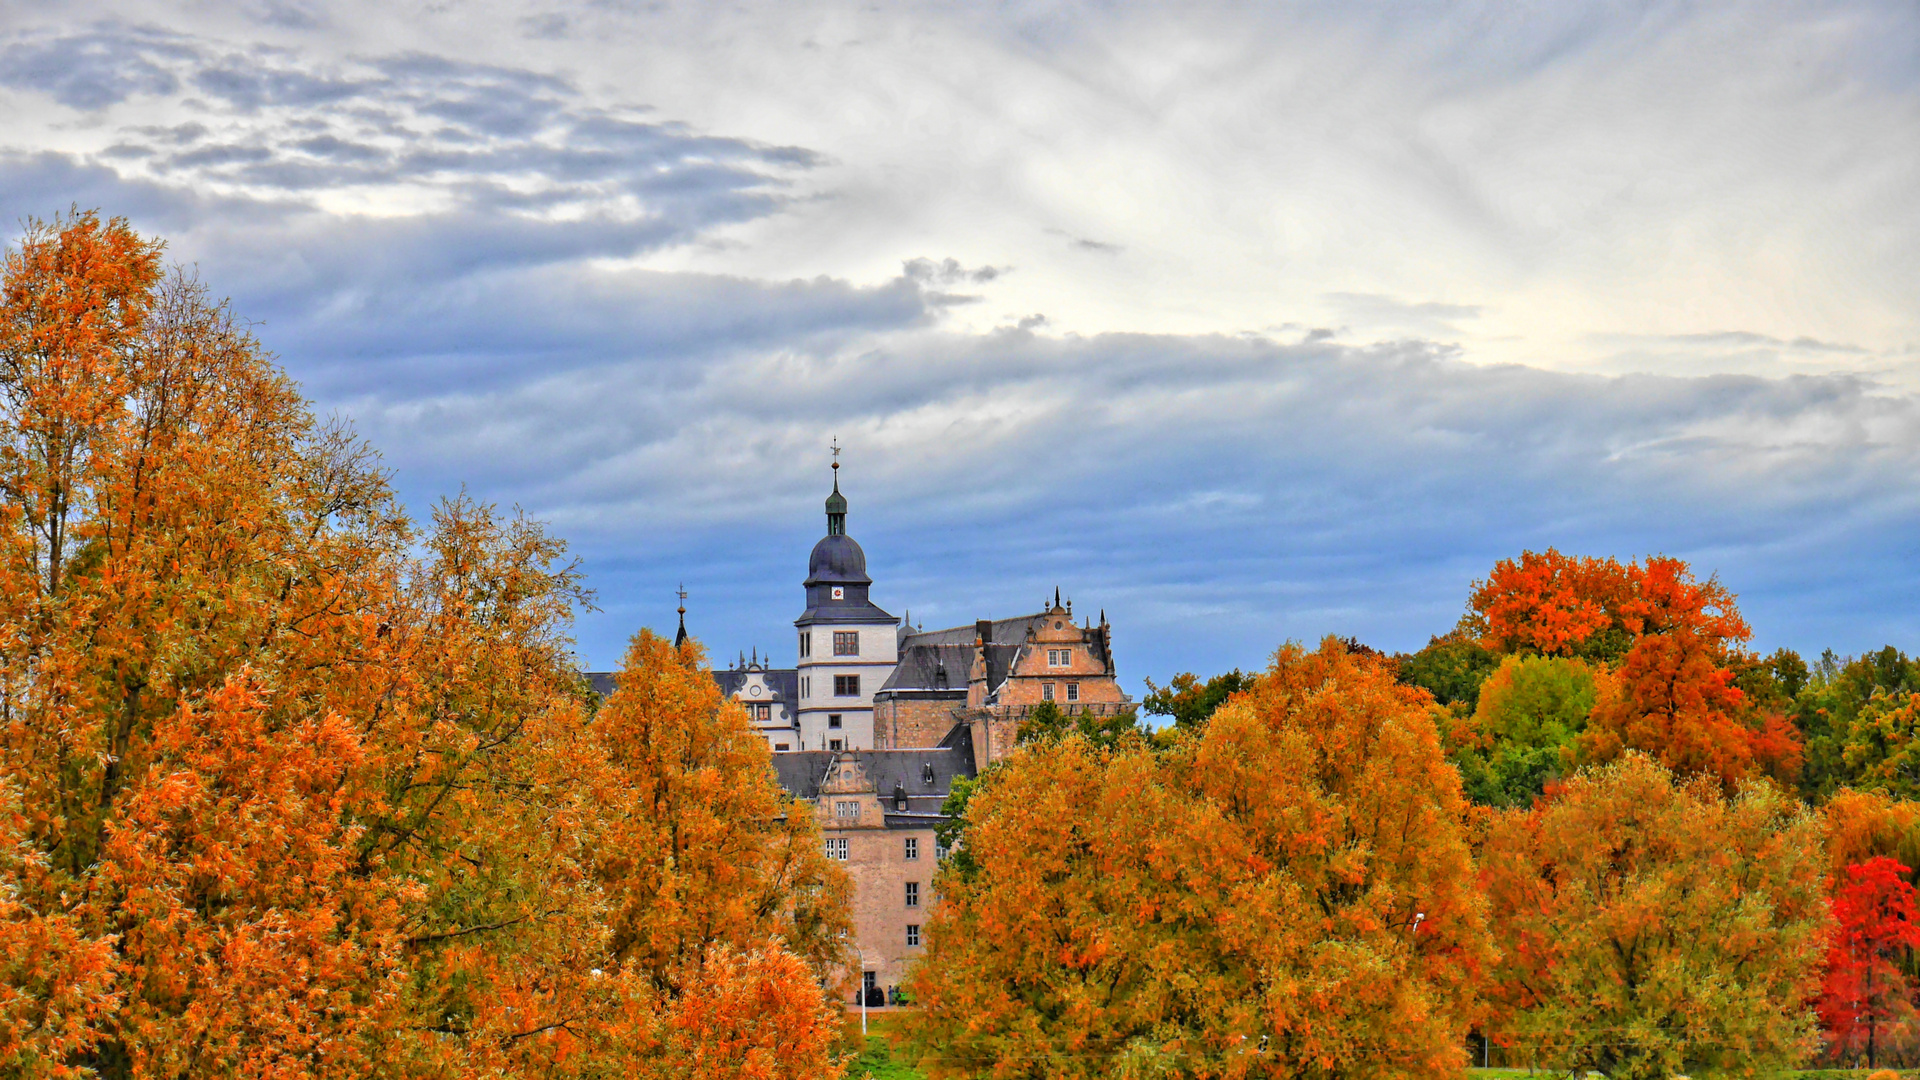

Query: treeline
left=0, top=213, right=854, bottom=1078
left=906, top=552, right=1920, bottom=1077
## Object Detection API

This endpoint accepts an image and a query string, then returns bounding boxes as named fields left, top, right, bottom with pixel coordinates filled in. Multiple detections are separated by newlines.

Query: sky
left=0, top=0, right=1916, bottom=689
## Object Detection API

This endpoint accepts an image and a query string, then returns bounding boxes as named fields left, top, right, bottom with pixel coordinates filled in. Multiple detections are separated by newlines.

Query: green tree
left=1395, top=631, right=1499, bottom=713
left=1795, top=647, right=1920, bottom=801
left=1450, top=654, right=1596, bottom=807
left=1017, top=698, right=1144, bottom=747
left=1141, top=669, right=1251, bottom=730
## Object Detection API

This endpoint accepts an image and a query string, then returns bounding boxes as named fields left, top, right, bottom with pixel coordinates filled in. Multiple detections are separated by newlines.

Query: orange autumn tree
left=0, top=210, right=853, bottom=1080
left=1480, top=753, right=1828, bottom=1079
left=1465, top=548, right=1797, bottom=789
left=907, top=638, right=1490, bottom=1079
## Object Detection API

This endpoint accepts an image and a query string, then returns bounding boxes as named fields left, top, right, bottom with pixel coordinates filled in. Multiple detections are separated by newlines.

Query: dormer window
left=921, top=762, right=935, bottom=784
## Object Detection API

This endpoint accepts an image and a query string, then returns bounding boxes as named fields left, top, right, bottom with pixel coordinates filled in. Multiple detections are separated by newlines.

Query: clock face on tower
left=832, top=586, right=844, bottom=600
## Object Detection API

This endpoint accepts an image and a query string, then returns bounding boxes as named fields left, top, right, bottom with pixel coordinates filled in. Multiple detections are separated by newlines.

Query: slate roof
left=875, top=642, right=972, bottom=696
left=769, top=737, right=976, bottom=824
left=583, top=668, right=800, bottom=705
left=883, top=611, right=1112, bottom=699
left=712, top=666, right=799, bottom=703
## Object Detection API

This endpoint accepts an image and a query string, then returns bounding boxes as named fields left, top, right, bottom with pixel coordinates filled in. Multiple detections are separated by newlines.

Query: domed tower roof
left=795, top=444, right=897, bottom=629
left=806, top=533, right=870, bottom=585
left=807, top=459, right=869, bottom=585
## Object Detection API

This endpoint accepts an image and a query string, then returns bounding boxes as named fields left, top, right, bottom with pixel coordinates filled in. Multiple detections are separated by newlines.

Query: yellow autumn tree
left=907, top=637, right=1489, bottom=1079
left=0, top=210, right=853, bottom=1080
left=1480, top=753, right=1828, bottom=1079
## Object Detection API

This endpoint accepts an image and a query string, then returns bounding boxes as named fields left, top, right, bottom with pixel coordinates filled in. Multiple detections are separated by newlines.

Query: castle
left=707, top=457, right=1133, bottom=996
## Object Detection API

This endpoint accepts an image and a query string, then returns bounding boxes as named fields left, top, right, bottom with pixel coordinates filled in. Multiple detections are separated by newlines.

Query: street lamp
left=842, top=933, right=867, bottom=1037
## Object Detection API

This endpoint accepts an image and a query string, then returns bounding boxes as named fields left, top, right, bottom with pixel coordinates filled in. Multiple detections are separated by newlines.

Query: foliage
left=1016, top=699, right=1145, bottom=748
left=1395, top=631, right=1500, bottom=712
left=1796, top=649, right=1920, bottom=802
left=1480, top=753, right=1829, bottom=1080
left=1468, top=548, right=1749, bottom=663
left=1819, top=858, right=1920, bottom=1069
left=1448, top=654, right=1595, bottom=807
left=1141, top=669, right=1251, bottom=730
left=0, top=211, right=851, bottom=1079
left=905, top=637, right=1490, bottom=1079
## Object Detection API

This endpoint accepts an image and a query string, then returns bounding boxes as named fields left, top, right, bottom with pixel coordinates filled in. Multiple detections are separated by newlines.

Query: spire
left=1053, top=586, right=1061, bottom=611
left=674, top=583, right=688, bottom=647
left=825, top=437, right=848, bottom=536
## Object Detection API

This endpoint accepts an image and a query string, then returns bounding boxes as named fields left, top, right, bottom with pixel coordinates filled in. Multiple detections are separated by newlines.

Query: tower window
left=829, top=714, right=842, bottom=729
left=834, top=631, right=859, bottom=656
left=905, top=881, right=919, bottom=908
left=1042, top=683, right=1054, bottom=701
left=799, top=632, right=811, bottom=658
left=834, top=674, right=860, bottom=697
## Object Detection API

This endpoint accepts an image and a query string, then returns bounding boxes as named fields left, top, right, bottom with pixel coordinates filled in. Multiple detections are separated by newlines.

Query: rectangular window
left=905, top=837, right=919, bottom=860
left=828, top=713, right=842, bottom=729
left=833, top=631, right=859, bottom=656
left=834, top=674, right=860, bottom=697
left=906, top=924, right=920, bottom=947
left=905, top=881, right=919, bottom=908
left=935, top=839, right=948, bottom=861
left=802, top=676, right=810, bottom=698
left=1041, top=683, right=1054, bottom=701
left=774, top=743, right=790, bottom=752
left=1049, top=648, right=1070, bottom=667
left=829, top=739, right=843, bottom=751
left=835, top=800, right=859, bottom=819
left=799, top=631, right=811, bottom=658
left=824, top=837, right=848, bottom=861
left=1065, top=684, right=1079, bottom=702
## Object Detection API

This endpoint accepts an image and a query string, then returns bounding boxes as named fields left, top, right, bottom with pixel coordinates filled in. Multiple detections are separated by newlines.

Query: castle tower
left=794, top=447, right=899, bottom=751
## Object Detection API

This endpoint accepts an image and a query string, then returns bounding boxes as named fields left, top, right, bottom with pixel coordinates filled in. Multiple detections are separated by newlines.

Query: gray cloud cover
left=0, top=8, right=1916, bottom=683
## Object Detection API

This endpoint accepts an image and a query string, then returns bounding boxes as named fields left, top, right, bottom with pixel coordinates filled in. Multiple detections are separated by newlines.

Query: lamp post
left=843, top=934, right=867, bottom=1037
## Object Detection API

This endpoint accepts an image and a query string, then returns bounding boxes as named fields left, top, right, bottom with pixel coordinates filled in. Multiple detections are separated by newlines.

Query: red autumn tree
left=1468, top=549, right=1796, bottom=788
left=1820, top=858, right=1920, bottom=1068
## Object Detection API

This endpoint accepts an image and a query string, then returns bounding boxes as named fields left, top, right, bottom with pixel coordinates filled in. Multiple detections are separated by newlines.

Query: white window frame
left=905, top=837, right=919, bottom=860
left=1065, top=683, right=1079, bottom=702
left=905, top=881, right=919, bottom=908
left=906, top=924, right=920, bottom=947
left=824, top=837, right=848, bottom=861
left=835, top=800, right=859, bottom=819
left=1041, top=683, right=1054, bottom=701
left=1049, top=648, right=1070, bottom=667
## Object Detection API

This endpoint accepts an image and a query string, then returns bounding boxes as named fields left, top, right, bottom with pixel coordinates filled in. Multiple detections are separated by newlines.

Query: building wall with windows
left=773, top=745, right=969, bottom=995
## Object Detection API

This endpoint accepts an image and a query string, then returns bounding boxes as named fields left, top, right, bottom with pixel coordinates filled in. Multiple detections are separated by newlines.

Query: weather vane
left=830, top=436, right=841, bottom=473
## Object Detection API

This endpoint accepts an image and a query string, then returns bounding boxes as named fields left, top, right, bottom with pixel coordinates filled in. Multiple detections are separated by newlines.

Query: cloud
left=1, top=4, right=1917, bottom=684
left=0, top=23, right=192, bottom=109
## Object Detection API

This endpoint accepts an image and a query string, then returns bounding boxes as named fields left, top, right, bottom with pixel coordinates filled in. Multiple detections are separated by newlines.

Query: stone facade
left=772, top=745, right=966, bottom=995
